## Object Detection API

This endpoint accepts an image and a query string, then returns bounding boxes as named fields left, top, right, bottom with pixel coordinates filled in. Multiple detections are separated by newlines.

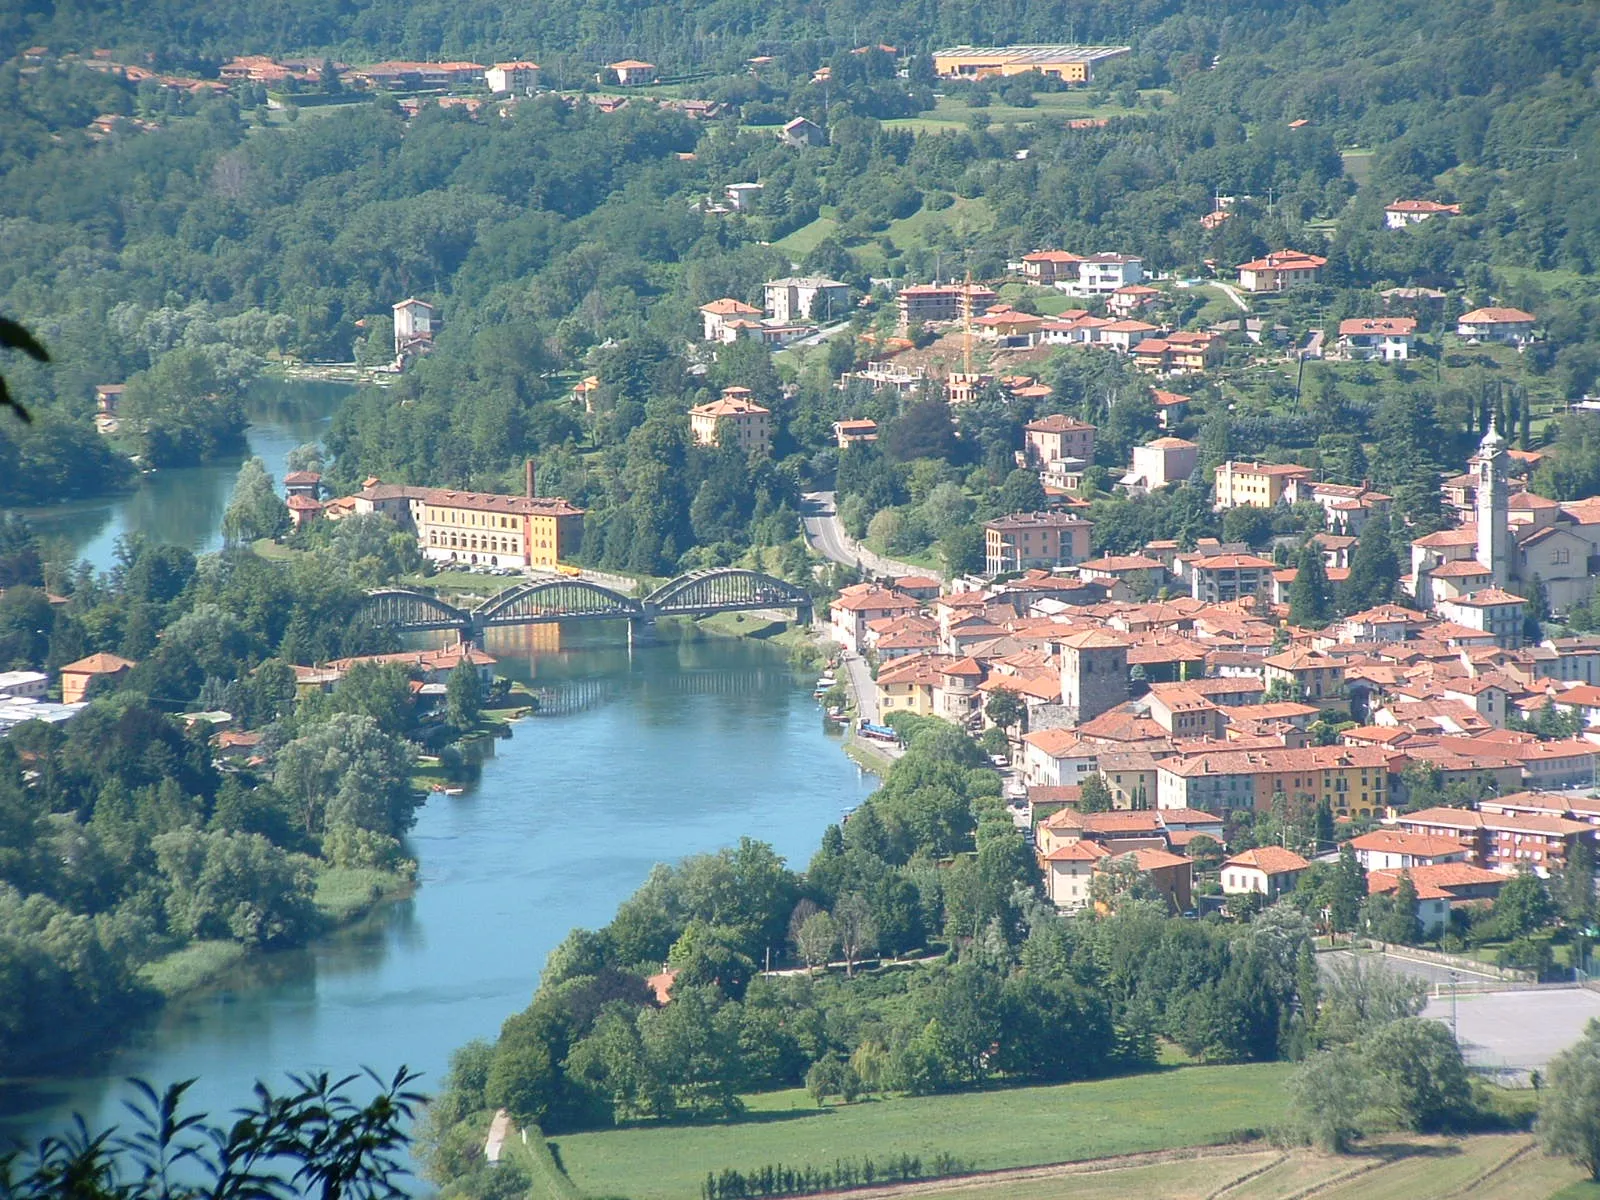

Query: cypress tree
left=1341, top=513, right=1399, bottom=614
left=1288, top=541, right=1333, bottom=628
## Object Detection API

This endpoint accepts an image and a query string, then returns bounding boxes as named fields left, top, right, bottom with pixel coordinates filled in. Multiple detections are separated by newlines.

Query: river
left=15, top=378, right=350, bottom=573
left=1, top=625, right=871, bottom=1170
left=2, top=382, right=874, bottom=1180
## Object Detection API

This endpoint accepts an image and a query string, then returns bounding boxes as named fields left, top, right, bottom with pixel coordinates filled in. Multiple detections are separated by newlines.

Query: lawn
left=551, top=1063, right=1294, bottom=1200
left=770, top=214, right=840, bottom=260
left=883, top=90, right=1159, bottom=134
left=1341, top=149, right=1375, bottom=189
left=138, top=940, right=246, bottom=997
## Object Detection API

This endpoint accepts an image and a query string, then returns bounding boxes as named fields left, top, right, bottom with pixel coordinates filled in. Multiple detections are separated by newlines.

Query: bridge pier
left=628, top=616, right=657, bottom=648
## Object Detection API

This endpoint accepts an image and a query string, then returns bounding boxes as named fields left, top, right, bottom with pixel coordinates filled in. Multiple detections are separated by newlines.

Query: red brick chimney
left=525, top=458, right=536, bottom=498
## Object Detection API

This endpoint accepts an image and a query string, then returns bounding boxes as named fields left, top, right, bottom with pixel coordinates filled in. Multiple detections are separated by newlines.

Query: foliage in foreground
left=0, top=1068, right=423, bottom=1200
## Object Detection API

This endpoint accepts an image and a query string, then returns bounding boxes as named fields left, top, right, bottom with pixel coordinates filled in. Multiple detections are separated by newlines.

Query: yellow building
left=348, top=482, right=584, bottom=569
left=931, top=44, right=1131, bottom=83
left=689, top=387, right=774, bottom=455
left=875, top=654, right=944, bottom=716
left=1213, top=460, right=1312, bottom=509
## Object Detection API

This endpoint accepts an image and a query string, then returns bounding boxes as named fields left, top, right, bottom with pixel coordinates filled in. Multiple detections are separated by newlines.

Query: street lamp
left=1448, top=968, right=1459, bottom=1042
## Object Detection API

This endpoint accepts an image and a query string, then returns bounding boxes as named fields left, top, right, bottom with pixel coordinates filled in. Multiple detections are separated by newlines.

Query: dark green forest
left=2, top=0, right=1599, bottom=569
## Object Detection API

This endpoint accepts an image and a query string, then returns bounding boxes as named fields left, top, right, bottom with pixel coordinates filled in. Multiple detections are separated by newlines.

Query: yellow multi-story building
left=931, top=44, right=1131, bottom=83
left=348, top=482, right=583, bottom=570
left=689, top=387, right=774, bottom=455
left=1213, top=460, right=1312, bottom=509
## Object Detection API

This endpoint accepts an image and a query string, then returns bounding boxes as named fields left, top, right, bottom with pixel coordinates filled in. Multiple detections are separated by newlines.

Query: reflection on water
left=13, top=379, right=351, bottom=572
left=0, top=628, right=873, bottom=1187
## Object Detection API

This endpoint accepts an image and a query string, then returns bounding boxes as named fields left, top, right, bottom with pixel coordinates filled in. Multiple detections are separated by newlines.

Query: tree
left=834, top=892, right=877, bottom=977
left=1340, top=513, right=1399, bottom=614
left=939, top=524, right=985, bottom=575
left=1540, top=1018, right=1600, bottom=1181
left=1288, top=541, right=1333, bottom=629
left=152, top=828, right=319, bottom=948
left=1078, top=773, right=1113, bottom=813
left=984, top=688, right=1024, bottom=734
left=1289, top=1048, right=1372, bottom=1152
left=274, top=713, right=417, bottom=840
left=222, top=457, right=291, bottom=545
left=1494, top=867, right=1555, bottom=939
left=998, top=469, right=1046, bottom=515
left=1556, top=839, right=1597, bottom=927
left=446, top=660, right=483, bottom=729
left=796, top=910, right=837, bottom=972
left=1363, top=1018, right=1472, bottom=1132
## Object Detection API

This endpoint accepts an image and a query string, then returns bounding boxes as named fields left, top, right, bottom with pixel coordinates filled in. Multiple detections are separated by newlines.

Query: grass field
left=882, top=90, right=1160, bottom=134
left=313, top=866, right=409, bottom=923
left=551, top=1063, right=1294, bottom=1200
left=771, top=214, right=841, bottom=260
left=138, top=940, right=246, bottom=997
left=924, top=1135, right=1575, bottom=1200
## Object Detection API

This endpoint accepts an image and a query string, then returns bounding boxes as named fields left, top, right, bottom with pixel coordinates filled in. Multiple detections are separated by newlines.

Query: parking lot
left=1321, top=947, right=1504, bottom=989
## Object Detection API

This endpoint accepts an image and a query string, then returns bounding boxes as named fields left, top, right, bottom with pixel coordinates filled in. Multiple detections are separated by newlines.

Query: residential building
left=1394, top=806, right=1596, bottom=876
left=1213, top=460, right=1312, bottom=508
left=1108, top=284, right=1161, bottom=316
left=1221, top=847, right=1309, bottom=899
left=973, top=307, right=1045, bottom=346
left=484, top=61, right=540, bottom=92
left=1348, top=829, right=1469, bottom=871
left=1367, top=864, right=1508, bottom=936
left=779, top=116, right=824, bottom=147
left=1023, top=414, right=1096, bottom=468
left=1100, top=848, right=1193, bottom=914
left=930, top=44, right=1131, bottom=83
left=983, top=512, right=1093, bottom=576
left=764, top=276, right=848, bottom=323
left=1020, top=250, right=1082, bottom=284
left=1263, top=647, right=1345, bottom=702
left=1155, top=752, right=1265, bottom=814
left=1123, top=436, right=1198, bottom=493
left=896, top=282, right=998, bottom=326
left=287, top=494, right=324, bottom=528
left=1077, top=555, right=1165, bottom=599
left=60, top=653, right=136, bottom=704
left=392, top=297, right=436, bottom=359
left=1236, top=250, right=1327, bottom=292
left=833, top=419, right=879, bottom=448
left=1132, top=331, right=1225, bottom=374
left=1384, top=199, right=1461, bottom=228
left=1188, top=553, right=1275, bottom=603
left=1456, top=307, right=1536, bottom=344
left=1041, top=839, right=1109, bottom=909
left=1337, top=317, right=1417, bottom=362
left=607, top=59, right=657, bottom=85
left=688, top=388, right=774, bottom=455
left=699, top=297, right=763, bottom=341
left=1064, top=254, right=1145, bottom=297
left=829, top=584, right=920, bottom=653
left=1435, top=588, right=1527, bottom=649
left=724, top=182, right=762, bottom=211
left=1021, top=728, right=1100, bottom=787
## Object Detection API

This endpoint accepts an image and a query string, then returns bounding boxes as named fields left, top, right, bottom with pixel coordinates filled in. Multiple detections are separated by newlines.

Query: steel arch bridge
left=645, top=568, right=814, bottom=618
left=357, top=568, right=812, bottom=639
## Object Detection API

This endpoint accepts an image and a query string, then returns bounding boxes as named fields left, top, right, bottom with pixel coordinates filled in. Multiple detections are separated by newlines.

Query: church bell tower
left=1472, top=421, right=1509, bottom=588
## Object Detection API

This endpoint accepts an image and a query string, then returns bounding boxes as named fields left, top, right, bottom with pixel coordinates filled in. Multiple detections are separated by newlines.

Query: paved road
left=841, top=652, right=879, bottom=724
left=800, top=491, right=944, bottom=582
left=1321, top=948, right=1505, bottom=988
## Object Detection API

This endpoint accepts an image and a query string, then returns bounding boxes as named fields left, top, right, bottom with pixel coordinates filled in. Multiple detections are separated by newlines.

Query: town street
left=800, top=491, right=944, bottom=582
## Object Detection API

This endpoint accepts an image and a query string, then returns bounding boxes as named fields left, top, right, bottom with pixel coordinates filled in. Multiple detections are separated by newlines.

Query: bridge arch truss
left=472, top=579, right=643, bottom=626
left=359, top=588, right=472, bottom=633
left=645, top=568, right=813, bottom=618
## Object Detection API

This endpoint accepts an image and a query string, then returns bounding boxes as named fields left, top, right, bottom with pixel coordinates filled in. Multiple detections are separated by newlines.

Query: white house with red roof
left=1456, top=307, right=1536, bottom=344
left=1384, top=199, right=1461, bottom=229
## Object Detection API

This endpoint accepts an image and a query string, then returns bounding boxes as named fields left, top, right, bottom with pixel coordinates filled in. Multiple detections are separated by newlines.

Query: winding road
left=800, top=491, right=944, bottom=583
